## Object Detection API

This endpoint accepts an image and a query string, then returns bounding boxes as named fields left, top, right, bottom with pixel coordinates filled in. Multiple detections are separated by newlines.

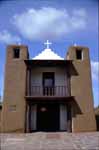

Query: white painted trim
left=30, top=104, right=37, bottom=130
left=60, top=104, right=67, bottom=131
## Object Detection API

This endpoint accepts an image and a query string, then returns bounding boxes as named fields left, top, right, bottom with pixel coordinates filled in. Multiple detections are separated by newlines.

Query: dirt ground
left=0, top=132, right=99, bottom=150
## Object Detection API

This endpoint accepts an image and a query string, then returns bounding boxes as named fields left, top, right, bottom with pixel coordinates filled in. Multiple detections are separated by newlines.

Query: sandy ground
left=0, top=132, right=99, bottom=150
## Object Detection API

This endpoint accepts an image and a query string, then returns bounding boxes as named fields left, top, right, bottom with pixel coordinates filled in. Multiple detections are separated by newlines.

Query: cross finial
left=44, top=40, right=52, bottom=49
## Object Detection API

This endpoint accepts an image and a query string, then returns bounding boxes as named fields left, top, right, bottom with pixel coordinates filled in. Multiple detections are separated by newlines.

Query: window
left=76, top=49, right=83, bottom=60
left=13, top=48, right=20, bottom=58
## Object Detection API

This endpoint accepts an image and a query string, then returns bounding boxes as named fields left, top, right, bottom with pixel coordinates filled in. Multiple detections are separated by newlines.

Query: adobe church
left=0, top=41, right=96, bottom=132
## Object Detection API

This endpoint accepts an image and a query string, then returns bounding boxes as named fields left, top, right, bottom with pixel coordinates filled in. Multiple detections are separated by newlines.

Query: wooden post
left=60, top=104, right=67, bottom=131
left=30, top=104, right=37, bottom=131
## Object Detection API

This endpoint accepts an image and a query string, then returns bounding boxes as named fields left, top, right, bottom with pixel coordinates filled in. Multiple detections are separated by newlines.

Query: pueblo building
left=1, top=41, right=96, bottom=133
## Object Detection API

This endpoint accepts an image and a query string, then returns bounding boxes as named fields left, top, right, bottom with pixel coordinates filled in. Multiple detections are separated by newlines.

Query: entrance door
left=37, top=104, right=59, bottom=131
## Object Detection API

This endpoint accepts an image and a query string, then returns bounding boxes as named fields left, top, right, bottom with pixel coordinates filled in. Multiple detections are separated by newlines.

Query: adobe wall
left=67, top=46, right=96, bottom=132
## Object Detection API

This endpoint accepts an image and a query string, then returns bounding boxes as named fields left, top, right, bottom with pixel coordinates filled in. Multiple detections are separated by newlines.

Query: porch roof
left=24, top=59, right=73, bottom=67
left=25, top=96, right=75, bottom=103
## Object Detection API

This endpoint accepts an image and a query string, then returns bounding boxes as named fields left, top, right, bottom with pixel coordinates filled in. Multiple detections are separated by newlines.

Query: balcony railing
left=27, top=86, right=70, bottom=97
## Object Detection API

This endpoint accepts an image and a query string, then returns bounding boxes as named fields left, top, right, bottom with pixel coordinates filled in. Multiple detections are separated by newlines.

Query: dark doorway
left=37, top=103, right=59, bottom=131
left=43, top=72, right=55, bottom=96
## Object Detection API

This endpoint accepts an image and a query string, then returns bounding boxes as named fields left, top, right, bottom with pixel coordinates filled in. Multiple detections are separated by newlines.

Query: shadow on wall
left=67, top=61, right=78, bottom=77
left=72, top=99, right=83, bottom=118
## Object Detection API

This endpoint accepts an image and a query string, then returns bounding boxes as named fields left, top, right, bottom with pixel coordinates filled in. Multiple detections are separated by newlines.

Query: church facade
left=1, top=42, right=96, bottom=132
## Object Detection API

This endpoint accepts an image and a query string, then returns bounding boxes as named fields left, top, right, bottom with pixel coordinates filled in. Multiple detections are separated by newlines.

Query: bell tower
left=1, top=45, right=29, bottom=132
left=67, top=45, right=96, bottom=132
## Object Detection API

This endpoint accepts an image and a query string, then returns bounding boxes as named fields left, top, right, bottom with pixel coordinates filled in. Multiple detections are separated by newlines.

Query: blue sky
left=0, top=0, right=99, bottom=107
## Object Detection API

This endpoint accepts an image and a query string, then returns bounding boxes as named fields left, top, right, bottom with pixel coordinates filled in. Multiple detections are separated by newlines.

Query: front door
left=37, top=103, right=59, bottom=131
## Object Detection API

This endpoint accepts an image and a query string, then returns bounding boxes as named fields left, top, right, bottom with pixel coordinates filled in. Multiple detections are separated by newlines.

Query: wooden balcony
left=26, top=86, right=70, bottom=97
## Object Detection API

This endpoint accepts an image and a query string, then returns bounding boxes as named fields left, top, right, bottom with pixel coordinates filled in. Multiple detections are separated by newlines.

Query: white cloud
left=12, top=7, right=87, bottom=40
left=91, top=61, right=99, bottom=81
left=0, top=30, right=21, bottom=44
left=73, top=9, right=87, bottom=18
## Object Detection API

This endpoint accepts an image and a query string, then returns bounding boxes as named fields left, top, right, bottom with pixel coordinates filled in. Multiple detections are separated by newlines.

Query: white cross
left=44, top=40, right=52, bottom=49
